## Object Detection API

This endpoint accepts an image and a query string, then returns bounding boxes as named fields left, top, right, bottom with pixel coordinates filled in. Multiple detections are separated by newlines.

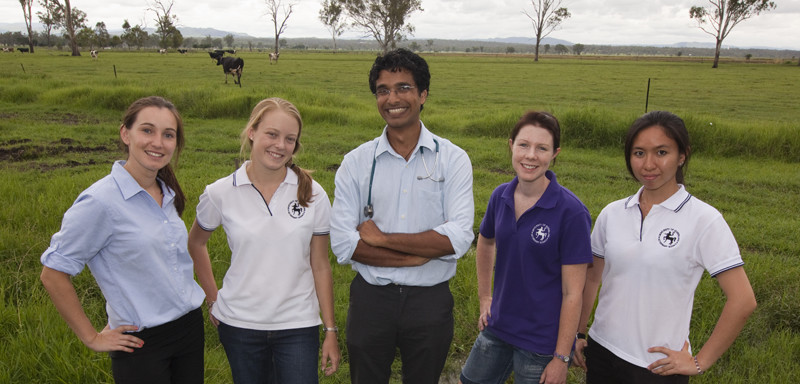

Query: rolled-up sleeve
left=432, top=148, right=474, bottom=260
left=41, top=193, right=113, bottom=276
left=330, top=153, right=363, bottom=265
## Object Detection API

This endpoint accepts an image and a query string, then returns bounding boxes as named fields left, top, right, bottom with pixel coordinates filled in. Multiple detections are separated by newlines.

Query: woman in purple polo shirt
left=459, top=111, right=592, bottom=384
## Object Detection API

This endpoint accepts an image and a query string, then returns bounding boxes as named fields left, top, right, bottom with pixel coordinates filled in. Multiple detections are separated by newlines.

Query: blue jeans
left=217, top=323, right=319, bottom=384
left=460, top=328, right=554, bottom=384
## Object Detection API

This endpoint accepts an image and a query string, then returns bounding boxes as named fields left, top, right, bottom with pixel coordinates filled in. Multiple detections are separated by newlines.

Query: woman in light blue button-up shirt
left=40, top=96, right=206, bottom=384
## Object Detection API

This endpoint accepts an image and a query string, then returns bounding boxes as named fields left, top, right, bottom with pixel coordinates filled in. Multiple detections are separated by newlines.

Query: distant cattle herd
left=2, top=47, right=30, bottom=53
left=1, top=47, right=285, bottom=87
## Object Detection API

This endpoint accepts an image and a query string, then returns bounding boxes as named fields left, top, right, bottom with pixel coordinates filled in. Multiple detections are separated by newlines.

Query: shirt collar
left=232, top=160, right=297, bottom=187
left=501, top=170, right=560, bottom=210
left=375, top=121, right=436, bottom=159
left=625, top=184, right=691, bottom=212
left=111, top=160, right=175, bottom=204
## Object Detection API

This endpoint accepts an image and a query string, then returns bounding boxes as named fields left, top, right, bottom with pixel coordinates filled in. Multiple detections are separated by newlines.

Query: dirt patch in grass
left=0, top=137, right=115, bottom=171
left=1, top=111, right=105, bottom=125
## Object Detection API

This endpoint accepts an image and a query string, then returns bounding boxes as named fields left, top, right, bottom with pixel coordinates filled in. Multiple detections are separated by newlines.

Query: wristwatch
left=554, top=353, right=571, bottom=364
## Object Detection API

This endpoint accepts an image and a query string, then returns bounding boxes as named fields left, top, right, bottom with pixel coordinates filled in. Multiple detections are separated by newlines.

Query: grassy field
left=1, top=50, right=798, bottom=383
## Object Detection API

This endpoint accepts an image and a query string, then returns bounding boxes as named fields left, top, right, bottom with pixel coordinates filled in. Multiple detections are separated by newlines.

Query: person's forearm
left=475, top=235, right=495, bottom=300
left=368, top=229, right=455, bottom=258
left=40, top=267, right=100, bottom=345
left=695, top=268, right=757, bottom=372
left=351, top=240, right=429, bottom=267
left=555, top=290, right=583, bottom=356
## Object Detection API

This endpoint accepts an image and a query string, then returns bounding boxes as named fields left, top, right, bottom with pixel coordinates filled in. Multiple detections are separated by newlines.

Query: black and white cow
left=90, top=50, right=98, bottom=59
left=210, top=52, right=245, bottom=87
left=177, top=49, right=188, bottom=54
left=158, top=48, right=167, bottom=54
left=269, top=52, right=279, bottom=64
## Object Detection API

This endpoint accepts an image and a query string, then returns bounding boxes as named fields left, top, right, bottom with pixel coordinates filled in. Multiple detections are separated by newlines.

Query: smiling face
left=120, top=106, right=178, bottom=181
left=629, top=125, right=686, bottom=199
left=374, top=69, right=428, bottom=133
left=509, top=124, right=560, bottom=187
left=248, top=109, right=300, bottom=174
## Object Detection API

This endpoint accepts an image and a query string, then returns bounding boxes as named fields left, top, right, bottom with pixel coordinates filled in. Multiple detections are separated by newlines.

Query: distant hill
left=476, top=36, right=573, bottom=46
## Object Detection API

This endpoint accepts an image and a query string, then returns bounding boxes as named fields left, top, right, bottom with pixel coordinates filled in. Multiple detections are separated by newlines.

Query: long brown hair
left=119, top=96, right=187, bottom=216
left=240, top=97, right=314, bottom=207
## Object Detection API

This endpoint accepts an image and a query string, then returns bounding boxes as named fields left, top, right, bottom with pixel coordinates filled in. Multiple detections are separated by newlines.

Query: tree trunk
left=534, top=37, right=541, bottom=62
left=22, top=0, right=35, bottom=53
left=712, top=38, right=722, bottom=68
left=64, top=0, right=80, bottom=56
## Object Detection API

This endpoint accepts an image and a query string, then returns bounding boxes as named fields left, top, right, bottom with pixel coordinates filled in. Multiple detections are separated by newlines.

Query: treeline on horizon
left=2, top=29, right=799, bottom=60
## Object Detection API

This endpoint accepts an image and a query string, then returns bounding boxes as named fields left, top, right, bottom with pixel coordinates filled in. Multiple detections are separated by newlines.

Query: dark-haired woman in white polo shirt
left=187, top=98, right=340, bottom=383
left=574, top=111, right=757, bottom=384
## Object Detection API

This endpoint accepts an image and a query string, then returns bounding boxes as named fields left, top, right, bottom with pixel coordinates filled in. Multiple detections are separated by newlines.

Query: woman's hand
left=573, top=338, right=588, bottom=371
left=86, top=324, right=144, bottom=353
left=647, top=341, right=699, bottom=376
left=478, top=296, right=492, bottom=330
left=320, top=332, right=341, bottom=376
left=539, top=358, right=568, bottom=384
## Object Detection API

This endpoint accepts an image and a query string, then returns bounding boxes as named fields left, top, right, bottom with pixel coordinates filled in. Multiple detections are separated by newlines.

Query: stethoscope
left=364, top=139, right=443, bottom=218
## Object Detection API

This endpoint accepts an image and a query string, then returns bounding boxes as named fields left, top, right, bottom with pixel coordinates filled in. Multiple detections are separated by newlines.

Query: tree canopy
left=689, top=0, right=777, bottom=68
left=149, top=0, right=181, bottom=49
left=319, top=0, right=346, bottom=52
left=338, top=0, right=422, bottom=53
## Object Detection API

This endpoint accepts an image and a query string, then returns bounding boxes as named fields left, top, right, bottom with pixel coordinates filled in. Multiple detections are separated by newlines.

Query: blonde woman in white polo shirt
left=187, top=98, right=340, bottom=383
left=574, top=111, right=756, bottom=384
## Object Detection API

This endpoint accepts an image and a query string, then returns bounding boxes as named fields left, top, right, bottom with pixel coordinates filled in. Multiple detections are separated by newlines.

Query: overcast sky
left=3, top=0, right=799, bottom=50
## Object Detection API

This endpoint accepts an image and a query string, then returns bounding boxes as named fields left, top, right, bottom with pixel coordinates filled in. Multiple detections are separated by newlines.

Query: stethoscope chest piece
left=364, top=204, right=374, bottom=218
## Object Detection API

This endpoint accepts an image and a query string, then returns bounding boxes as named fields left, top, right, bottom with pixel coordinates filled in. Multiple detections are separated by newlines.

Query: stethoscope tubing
left=364, top=139, right=441, bottom=218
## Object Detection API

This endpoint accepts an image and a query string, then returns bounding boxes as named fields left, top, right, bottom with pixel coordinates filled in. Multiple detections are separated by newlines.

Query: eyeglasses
left=374, top=85, right=416, bottom=98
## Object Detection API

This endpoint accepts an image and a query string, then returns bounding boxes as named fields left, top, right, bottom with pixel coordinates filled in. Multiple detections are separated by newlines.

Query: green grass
left=1, top=49, right=798, bottom=383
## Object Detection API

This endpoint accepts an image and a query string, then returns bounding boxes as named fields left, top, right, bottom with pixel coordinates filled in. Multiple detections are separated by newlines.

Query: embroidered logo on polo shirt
left=531, top=223, right=551, bottom=244
left=288, top=200, right=305, bottom=219
left=658, top=228, right=680, bottom=248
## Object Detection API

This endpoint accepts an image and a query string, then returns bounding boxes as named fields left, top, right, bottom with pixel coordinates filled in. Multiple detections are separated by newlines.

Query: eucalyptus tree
left=338, top=0, right=423, bottom=53
left=265, top=0, right=296, bottom=55
left=19, top=0, right=36, bottom=53
left=690, top=0, right=777, bottom=68
left=319, top=0, right=346, bottom=52
left=523, top=0, right=570, bottom=61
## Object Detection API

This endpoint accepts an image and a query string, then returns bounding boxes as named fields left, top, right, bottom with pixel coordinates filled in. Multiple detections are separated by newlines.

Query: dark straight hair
left=624, top=110, right=691, bottom=184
